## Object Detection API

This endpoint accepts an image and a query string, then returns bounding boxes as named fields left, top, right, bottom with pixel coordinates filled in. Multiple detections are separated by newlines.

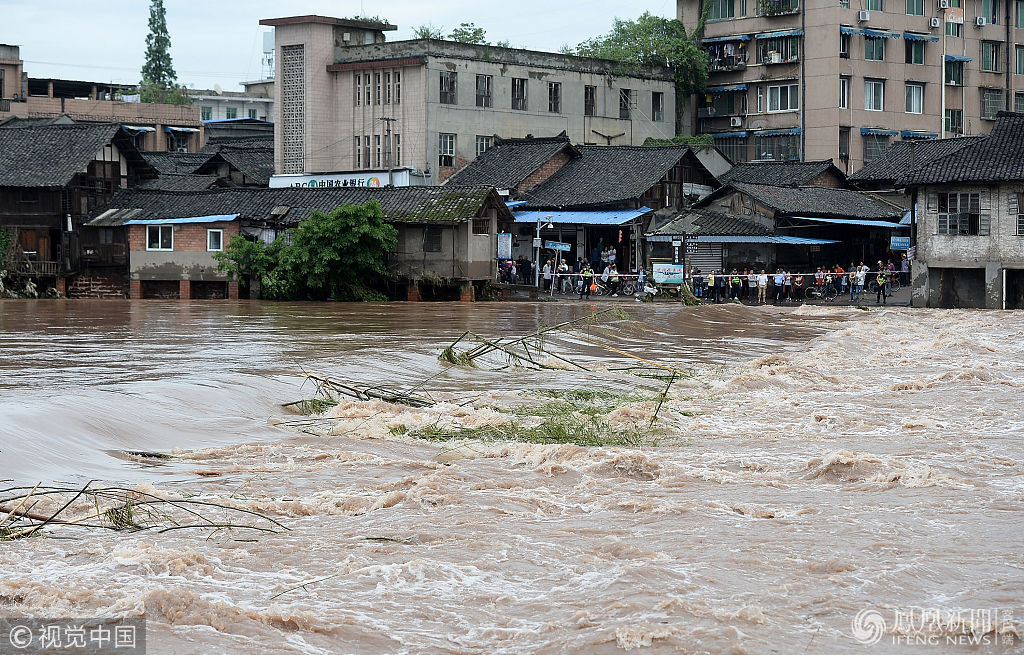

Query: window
left=840, top=0, right=849, bottom=7
left=707, top=90, right=746, bottom=115
left=865, top=37, right=885, bottom=61
left=759, top=0, right=799, bottom=14
left=755, top=134, right=799, bottom=160
left=863, top=135, right=890, bottom=164
left=395, top=134, right=401, bottom=166
left=18, top=189, right=39, bottom=204
left=548, top=82, right=561, bottom=113
left=839, top=76, right=850, bottom=108
left=364, top=74, right=371, bottom=105
left=354, top=73, right=361, bottom=105
left=905, top=39, right=925, bottom=64
left=840, top=32, right=851, bottom=58
left=906, top=0, right=924, bottom=13
left=938, top=192, right=987, bottom=235
left=375, top=135, right=382, bottom=168
left=865, top=79, right=884, bottom=110
left=363, top=135, right=370, bottom=169
left=207, top=229, right=223, bottom=252
left=512, top=77, right=527, bottom=110
left=584, top=85, right=596, bottom=116
left=982, top=42, right=1000, bottom=71
left=866, top=0, right=883, bottom=9
left=652, top=92, right=664, bottom=121
left=758, top=36, right=800, bottom=63
left=1017, top=45, right=1024, bottom=74
left=981, top=0, right=999, bottom=21
left=472, top=219, right=490, bottom=235
left=439, top=133, right=456, bottom=167
left=200, top=106, right=212, bottom=120
left=946, top=60, right=964, bottom=84
left=395, top=72, right=401, bottom=103
left=619, top=88, right=633, bottom=119
left=905, top=83, right=924, bottom=113
left=248, top=109, right=257, bottom=119
left=767, top=83, right=799, bottom=111
left=1018, top=0, right=1024, bottom=27
left=166, top=132, right=189, bottom=151
left=946, top=22, right=962, bottom=37
left=439, top=71, right=457, bottom=104
left=839, top=127, right=850, bottom=161
left=982, top=88, right=1003, bottom=119
left=714, top=136, right=748, bottom=162
left=709, top=0, right=735, bottom=19
left=476, top=135, right=493, bottom=157
left=385, top=72, right=392, bottom=104
left=475, top=74, right=492, bottom=107
left=225, top=107, right=237, bottom=119
left=945, top=108, right=964, bottom=133
left=1017, top=192, right=1024, bottom=235
left=354, top=136, right=361, bottom=168
left=423, top=227, right=443, bottom=252
left=1017, top=91, right=1024, bottom=112
left=146, top=225, right=173, bottom=251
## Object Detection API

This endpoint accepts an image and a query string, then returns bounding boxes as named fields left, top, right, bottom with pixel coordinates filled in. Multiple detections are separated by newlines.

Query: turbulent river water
left=0, top=300, right=1022, bottom=654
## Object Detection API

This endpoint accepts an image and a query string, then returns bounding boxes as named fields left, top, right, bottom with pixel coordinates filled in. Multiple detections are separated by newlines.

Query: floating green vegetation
left=281, top=398, right=340, bottom=416
left=407, top=414, right=658, bottom=448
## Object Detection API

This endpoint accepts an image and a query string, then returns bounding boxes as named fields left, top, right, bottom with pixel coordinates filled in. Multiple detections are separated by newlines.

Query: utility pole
left=378, top=116, right=397, bottom=186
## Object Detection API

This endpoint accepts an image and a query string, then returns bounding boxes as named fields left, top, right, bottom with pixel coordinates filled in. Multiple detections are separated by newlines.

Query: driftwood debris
left=302, top=373, right=434, bottom=408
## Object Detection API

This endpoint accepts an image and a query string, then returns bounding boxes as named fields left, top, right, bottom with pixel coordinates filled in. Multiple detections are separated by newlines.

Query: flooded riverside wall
left=0, top=301, right=1021, bottom=654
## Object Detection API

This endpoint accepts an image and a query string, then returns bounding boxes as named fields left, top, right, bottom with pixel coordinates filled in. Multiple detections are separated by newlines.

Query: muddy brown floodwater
left=0, top=300, right=1022, bottom=654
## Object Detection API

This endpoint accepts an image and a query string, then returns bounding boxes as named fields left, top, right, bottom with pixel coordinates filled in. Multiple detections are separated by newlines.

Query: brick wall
left=520, top=149, right=572, bottom=192
left=128, top=222, right=239, bottom=252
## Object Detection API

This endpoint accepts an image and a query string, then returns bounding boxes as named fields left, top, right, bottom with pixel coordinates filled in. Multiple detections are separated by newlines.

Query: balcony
left=758, top=0, right=800, bottom=15
left=80, top=243, right=127, bottom=266
left=760, top=52, right=799, bottom=65
left=709, top=57, right=747, bottom=73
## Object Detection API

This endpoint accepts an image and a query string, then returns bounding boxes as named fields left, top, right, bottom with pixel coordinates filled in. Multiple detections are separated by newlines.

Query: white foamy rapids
left=1, top=307, right=1023, bottom=654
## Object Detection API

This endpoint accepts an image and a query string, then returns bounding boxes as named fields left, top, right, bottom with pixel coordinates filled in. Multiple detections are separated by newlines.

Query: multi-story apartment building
left=680, top=0, right=1023, bottom=171
left=191, top=84, right=274, bottom=122
left=259, top=15, right=677, bottom=182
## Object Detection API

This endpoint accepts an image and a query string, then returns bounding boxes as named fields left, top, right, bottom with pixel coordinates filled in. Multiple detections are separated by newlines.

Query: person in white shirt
left=854, top=262, right=867, bottom=301
left=757, top=269, right=769, bottom=304
left=772, top=270, right=785, bottom=304
left=747, top=270, right=758, bottom=302
left=542, top=260, right=552, bottom=290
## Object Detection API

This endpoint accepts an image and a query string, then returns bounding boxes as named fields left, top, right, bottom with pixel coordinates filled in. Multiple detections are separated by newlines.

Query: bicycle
left=804, top=281, right=839, bottom=301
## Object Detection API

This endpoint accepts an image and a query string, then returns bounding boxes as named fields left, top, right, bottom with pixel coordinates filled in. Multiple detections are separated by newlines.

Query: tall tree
left=448, top=22, right=489, bottom=45
left=574, top=12, right=709, bottom=135
left=413, top=23, right=445, bottom=39
left=140, top=0, right=188, bottom=103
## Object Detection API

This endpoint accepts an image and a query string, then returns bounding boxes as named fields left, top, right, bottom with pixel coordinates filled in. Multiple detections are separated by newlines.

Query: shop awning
left=164, top=126, right=200, bottom=133
left=702, top=34, right=751, bottom=43
left=756, top=128, right=802, bottom=136
left=646, top=235, right=839, bottom=244
left=756, top=28, right=804, bottom=39
left=790, top=216, right=905, bottom=228
left=945, top=54, right=972, bottom=62
left=861, top=128, right=898, bottom=136
left=712, top=131, right=750, bottom=138
left=124, top=214, right=239, bottom=225
left=900, top=130, right=938, bottom=139
left=707, top=83, right=749, bottom=93
left=513, top=208, right=652, bottom=225
left=904, top=31, right=939, bottom=41
left=863, top=28, right=902, bottom=39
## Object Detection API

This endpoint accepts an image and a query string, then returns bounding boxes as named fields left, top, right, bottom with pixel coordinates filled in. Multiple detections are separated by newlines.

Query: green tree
left=139, top=0, right=189, bottom=104
left=448, top=22, right=489, bottom=45
left=574, top=12, right=709, bottom=135
left=413, top=23, right=445, bottom=39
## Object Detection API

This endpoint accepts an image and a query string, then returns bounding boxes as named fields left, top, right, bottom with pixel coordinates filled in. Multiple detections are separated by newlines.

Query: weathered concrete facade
left=128, top=220, right=239, bottom=299
left=262, top=16, right=677, bottom=181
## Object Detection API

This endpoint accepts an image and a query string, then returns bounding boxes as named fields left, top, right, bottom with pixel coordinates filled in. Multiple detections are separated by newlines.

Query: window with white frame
left=476, top=135, right=493, bottom=157
left=946, top=21, right=962, bottom=37
left=981, top=0, right=999, bottom=22
left=946, top=60, right=964, bottom=84
left=757, top=36, right=800, bottom=63
left=865, top=37, right=885, bottom=61
left=439, top=133, right=456, bottom=167
left=375, top=72, right=382, bottom=104
left=363, top=136, right=370, bottom=169
left=395, top=134, right=401, bottom=166
left=1017, top=45, right=1024, bottom=74
left=839, top=127, right=850, bottom=161
left=394, top=71, right=401, bottom=103
left=865, top=0, right=883, bottom=8
left=385, top=72, right=392, bottom=103
left=905, top=39, right=925, bottom=64
left=982, top=88, right=1003, bottom=119
left=201, top=106, right=212, bottom=120
left=207, top=229, right=223, bottom=252
left=709, top=0, right=735, bottom=19
left=1016, top=192, right=1024, bottom=234
left=865, top=79, right=884, bottom=111
left=945, top=108, right=964, bottom=133
left=584, top=85, right=596, bottom=116
left=364, top=74, right=371, bottom=105
left=767, top=83, right=799, bottom=111
left=354, top=73, right=361, bottom=105
left=840, top=32, right=850, bottom=58
left=476, top=74, right=493, bottom=107
left=982, top=42, right=1000, bottom=71
left=839, top=76, right=850, bottom=108
left=906, top=0, right=924, bottom=14
left=619, top=88, right=633, bottom=118
left=146, top=225, right=173, bottom=251
left=248, top=109, right=257, bottom=119
left=938, top=192, right=987, bottom=235
left=439, top=71, right=457, bottom=104
left=354, top=136, right=361, bottom=168
left=548, top=82, right=561, bottom=113
left=1017, top=91, right=1024, bottom=112
left=652, top=92, right=664, bottom=121
left=225, top=107, right=237, bottom=119
left=905, top=83, right=924, bottom=113
left=375, top=135, right=382, bottom=168
left=512, top=78, right=527, bottom=110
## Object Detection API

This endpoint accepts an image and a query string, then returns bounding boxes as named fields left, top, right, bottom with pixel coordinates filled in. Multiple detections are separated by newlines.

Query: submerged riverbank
left=1, top=302, right=1021, bottom=653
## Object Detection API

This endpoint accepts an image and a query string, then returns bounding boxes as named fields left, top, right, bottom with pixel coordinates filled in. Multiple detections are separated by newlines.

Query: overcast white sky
left=4, top=0, right=675, bottom=91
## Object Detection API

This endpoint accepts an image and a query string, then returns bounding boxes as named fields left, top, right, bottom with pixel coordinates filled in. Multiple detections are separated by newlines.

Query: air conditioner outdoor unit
left=770, top=51, right=782, bottom=63
left=938, top=0, right=949, bottom=8
left=975, top=15, right=987, bottom=25
left=857, top=10, right=870, bottom=20
left=177, top=147, right=188, bottom=153
left=930, top=16, right=942, bottom=27
left=730, top=116, right=743, bottom=127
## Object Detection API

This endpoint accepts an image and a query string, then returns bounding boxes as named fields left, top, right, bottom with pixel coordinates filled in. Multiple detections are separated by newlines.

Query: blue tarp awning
left=757, top=128, right=801, bottom=136
left=707, top=83, right=749, bottom=93
left=121, top=125, right=155, bottom=134
left=712, top=131, right=750, bottom=138
left=513, top=208, right=652, bottom=225
left=863, top=29, right=902, bottom=39
left=945, top=54, right=972, bottom=62
left=904, top=31, right=939, bottom=41
left=840, top=26, right=864, bottom=34
left=861, top=128, right=898, bottom=136
left=646, top=235, right=839, bottom=244
left=900, top=210, right=912, bottom=225
left=756, top=28, right=804, bottom=39
left=506, top=200, right=528, bottom=208
left=124, top=214, right=240, bottom=225
left=702, top=34, right=752, bottom=43
left=790, top=216, right=905, bottom=228
left=901, top=130, right=938, bottom=139
left=164, top=126, right=200, bottom=133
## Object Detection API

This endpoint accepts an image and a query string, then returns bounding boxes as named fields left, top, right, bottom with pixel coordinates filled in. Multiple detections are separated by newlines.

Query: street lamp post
left=535, top=216, right=553, bottom=287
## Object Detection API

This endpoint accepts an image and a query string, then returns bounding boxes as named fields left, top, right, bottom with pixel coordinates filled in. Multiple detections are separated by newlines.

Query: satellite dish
left=214, top=84, right=223, bottom=95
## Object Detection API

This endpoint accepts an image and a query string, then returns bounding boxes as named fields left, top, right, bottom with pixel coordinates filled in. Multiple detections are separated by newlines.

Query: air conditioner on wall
left=975, top=16, right=987, bottom=25
left=930, top=16, right=942, bottom=27
left=730, top=116, right=743, bottom=127
left=857, top=9, right=870, bottom=20
left=938, top=0, right=949, bottom=8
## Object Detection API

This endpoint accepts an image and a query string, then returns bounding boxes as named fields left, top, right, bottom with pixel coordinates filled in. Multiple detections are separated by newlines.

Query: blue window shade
left=702, top=34, right=752, bottom=43
left=900, top=130, right=938, bottom=138
left=945, top=54, right=972, bottom=62
left=756, top=28, right=805, bottom=38
left=903, top=31, right=939, bottom=41
left=707, top=84, right=749, bottom=93
left=840, top=26, right=865, bottom=34
left=712, top=131, right=750, bottom=138
left=757, top=128, right=802, bottom=136
left=863, top=29, right=902, bottom=38
left=861, top=128, right=898, bottom=136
